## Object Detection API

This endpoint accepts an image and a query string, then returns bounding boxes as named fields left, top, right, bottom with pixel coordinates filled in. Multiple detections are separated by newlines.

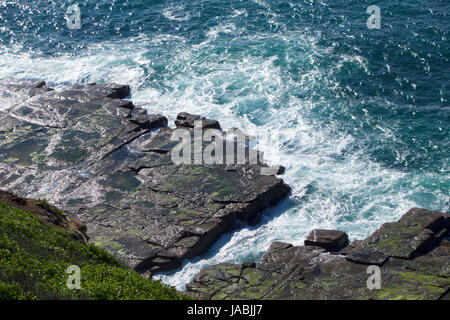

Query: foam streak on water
left=0, top=0, right=448, bottom=289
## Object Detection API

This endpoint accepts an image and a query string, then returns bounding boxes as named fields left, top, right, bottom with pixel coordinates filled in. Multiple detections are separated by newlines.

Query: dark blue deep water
left=0, top=0, right=448, bottom=288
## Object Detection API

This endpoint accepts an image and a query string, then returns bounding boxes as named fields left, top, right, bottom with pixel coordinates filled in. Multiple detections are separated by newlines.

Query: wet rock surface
left=187, top=208, right=450, bottom=300
left=0, top=79, right=290, bottom=275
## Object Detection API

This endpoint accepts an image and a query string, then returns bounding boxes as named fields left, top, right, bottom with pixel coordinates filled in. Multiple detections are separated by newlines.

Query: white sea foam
left=0, top=18, right=446, bottom=291
left=163, top=5, right=191, bottom=22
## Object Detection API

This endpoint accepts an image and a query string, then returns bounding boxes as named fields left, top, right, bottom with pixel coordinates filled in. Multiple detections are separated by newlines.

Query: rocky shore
left=0, top=79, right=290, bottom=275
left=1, top=79, right=448, bottom=300
left=187, top=208, right=450, bottom=300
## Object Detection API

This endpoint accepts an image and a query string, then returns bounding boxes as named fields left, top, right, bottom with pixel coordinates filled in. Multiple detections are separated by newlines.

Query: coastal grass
left=0, top=201, right=192, bottom=300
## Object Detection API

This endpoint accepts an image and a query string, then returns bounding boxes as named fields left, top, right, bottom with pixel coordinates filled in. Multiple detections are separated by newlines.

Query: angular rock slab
left=304, top=229, right=349, bottom=252
left=347, top=208, right=449, bottom=265
left=0, top=79, right=290, bottom=275
left=175, top=112, right=221, bottom=130
left=341, top=240, right=363, bottom=256
left=187, top=209, right=450, bottom=300
left=0, top=78, right=53, bottom=111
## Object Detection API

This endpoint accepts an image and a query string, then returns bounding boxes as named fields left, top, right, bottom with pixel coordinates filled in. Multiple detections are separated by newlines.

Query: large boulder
left=175, top=112, right=221, bottom=130
left=304, top=229, right=349, bottom=252
left=0, top=79, right=290, bottom=275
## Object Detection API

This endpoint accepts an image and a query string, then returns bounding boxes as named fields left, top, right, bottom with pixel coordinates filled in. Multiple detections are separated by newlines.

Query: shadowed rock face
left=187, top=208, right=450, bottom=300
left=0, top=79, right=290, bottom=275
left=0, top=190, right=88, bottom=244
left=304, top=229, right=349, bottom=252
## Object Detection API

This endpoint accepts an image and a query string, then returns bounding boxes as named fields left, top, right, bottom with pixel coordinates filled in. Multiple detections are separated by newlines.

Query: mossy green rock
left=347, top=208, right=449, bottom=263
left=0, top=79, right=290, bottom=275
left=187, top=209, right=450, bottom=300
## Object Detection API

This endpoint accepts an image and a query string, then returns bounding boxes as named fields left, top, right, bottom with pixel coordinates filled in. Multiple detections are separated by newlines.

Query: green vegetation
left=36, top=198, right=64, bottom=216
left=0, top=201, right=192, bottom=300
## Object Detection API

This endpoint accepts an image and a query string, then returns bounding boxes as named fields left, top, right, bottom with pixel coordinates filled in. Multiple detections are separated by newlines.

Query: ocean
left=0, top=0, right=448, bottom=289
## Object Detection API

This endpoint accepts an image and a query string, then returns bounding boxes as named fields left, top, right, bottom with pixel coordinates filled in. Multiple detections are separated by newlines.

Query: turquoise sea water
left=0, top=0, right=448, bottom=289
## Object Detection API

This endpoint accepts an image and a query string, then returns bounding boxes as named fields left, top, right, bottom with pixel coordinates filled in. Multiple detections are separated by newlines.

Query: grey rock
left=187, top=208, right=450, bottom=300
left=0, top=79, right=290, bottom=275
left=175, top=112, right=221, bottom=130
left=304, top=229, right=349, bottom=252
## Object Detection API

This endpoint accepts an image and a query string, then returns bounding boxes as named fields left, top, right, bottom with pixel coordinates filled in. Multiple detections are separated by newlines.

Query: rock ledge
left=0, top=79, right=290, bottom=275
left=187, top=208, right=450, bottom=300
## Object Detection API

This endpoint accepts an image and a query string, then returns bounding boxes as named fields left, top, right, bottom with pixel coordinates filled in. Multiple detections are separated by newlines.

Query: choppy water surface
left=0, top=0, right=448, bottom=289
